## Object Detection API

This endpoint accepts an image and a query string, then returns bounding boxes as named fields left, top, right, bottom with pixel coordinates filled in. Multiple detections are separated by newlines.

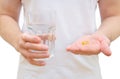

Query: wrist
left=11, top=32, right=22, bottom=51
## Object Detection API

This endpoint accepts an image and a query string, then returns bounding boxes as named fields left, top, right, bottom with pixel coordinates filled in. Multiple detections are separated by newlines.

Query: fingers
left=67, top=34, right=112, bottom=56
left=29, top=60, right=46, bottom=66
left=100, top=40, right=112, bottom=56
left=67, top=43, right=82, bottom=54
left=25, top=42, right=48, bottom=51
left=20, top=48, right=49, bottom=66
left=94, top=33, right=112, bottom=56
left=19, top=33, right=48, bottom=51
left=22, top=33, right=41, bottom=43
left=28, top=51, right=50, bottom=59
left=66, top=45, right=73, bottom=52
left=16, top=33, right=50, bottom=66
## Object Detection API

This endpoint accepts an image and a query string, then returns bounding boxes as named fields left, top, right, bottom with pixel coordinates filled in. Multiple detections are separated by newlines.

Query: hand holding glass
left=24, top=10, right=56, bottom=61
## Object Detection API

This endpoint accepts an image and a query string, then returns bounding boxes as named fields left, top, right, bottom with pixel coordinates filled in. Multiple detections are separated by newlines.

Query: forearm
left=0, top=15, right=22, bottom=48
left=96, top=16, right=120, bottom=42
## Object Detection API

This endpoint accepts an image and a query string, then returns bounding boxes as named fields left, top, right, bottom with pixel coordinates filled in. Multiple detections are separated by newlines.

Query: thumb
left=100, top=40, right=112, bottom=56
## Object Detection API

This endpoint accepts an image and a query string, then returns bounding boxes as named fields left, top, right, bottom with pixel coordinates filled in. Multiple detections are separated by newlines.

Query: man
left=0, top=0, right=120, bottom=79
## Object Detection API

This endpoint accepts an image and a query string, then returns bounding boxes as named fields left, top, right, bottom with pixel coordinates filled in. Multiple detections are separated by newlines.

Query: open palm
left=66, top=34, right=112, bottom=56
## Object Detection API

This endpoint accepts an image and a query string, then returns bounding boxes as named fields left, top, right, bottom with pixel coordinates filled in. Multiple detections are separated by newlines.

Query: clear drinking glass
left=24, top=9, right=56, bottom=61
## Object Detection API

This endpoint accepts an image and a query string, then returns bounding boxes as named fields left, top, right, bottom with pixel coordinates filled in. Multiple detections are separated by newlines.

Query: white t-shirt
left=18, top=0, right=102, bottom=79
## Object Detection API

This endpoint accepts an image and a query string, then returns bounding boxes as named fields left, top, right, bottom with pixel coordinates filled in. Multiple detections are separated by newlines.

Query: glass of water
left=24, top=9, right=56, bottom=61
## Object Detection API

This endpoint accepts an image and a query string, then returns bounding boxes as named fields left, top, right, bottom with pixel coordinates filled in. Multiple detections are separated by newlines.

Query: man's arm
left=0, top=0, right=22, bottom=48
left=67, top=0, right=120, bottom=56
left=97, top=0, right=120, bottom=41
left=0, top=0, right=49, bottom=66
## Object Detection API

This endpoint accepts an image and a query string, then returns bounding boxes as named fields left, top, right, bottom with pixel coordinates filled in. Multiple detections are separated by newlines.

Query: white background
left=0, top=7, right=120, bottom=79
